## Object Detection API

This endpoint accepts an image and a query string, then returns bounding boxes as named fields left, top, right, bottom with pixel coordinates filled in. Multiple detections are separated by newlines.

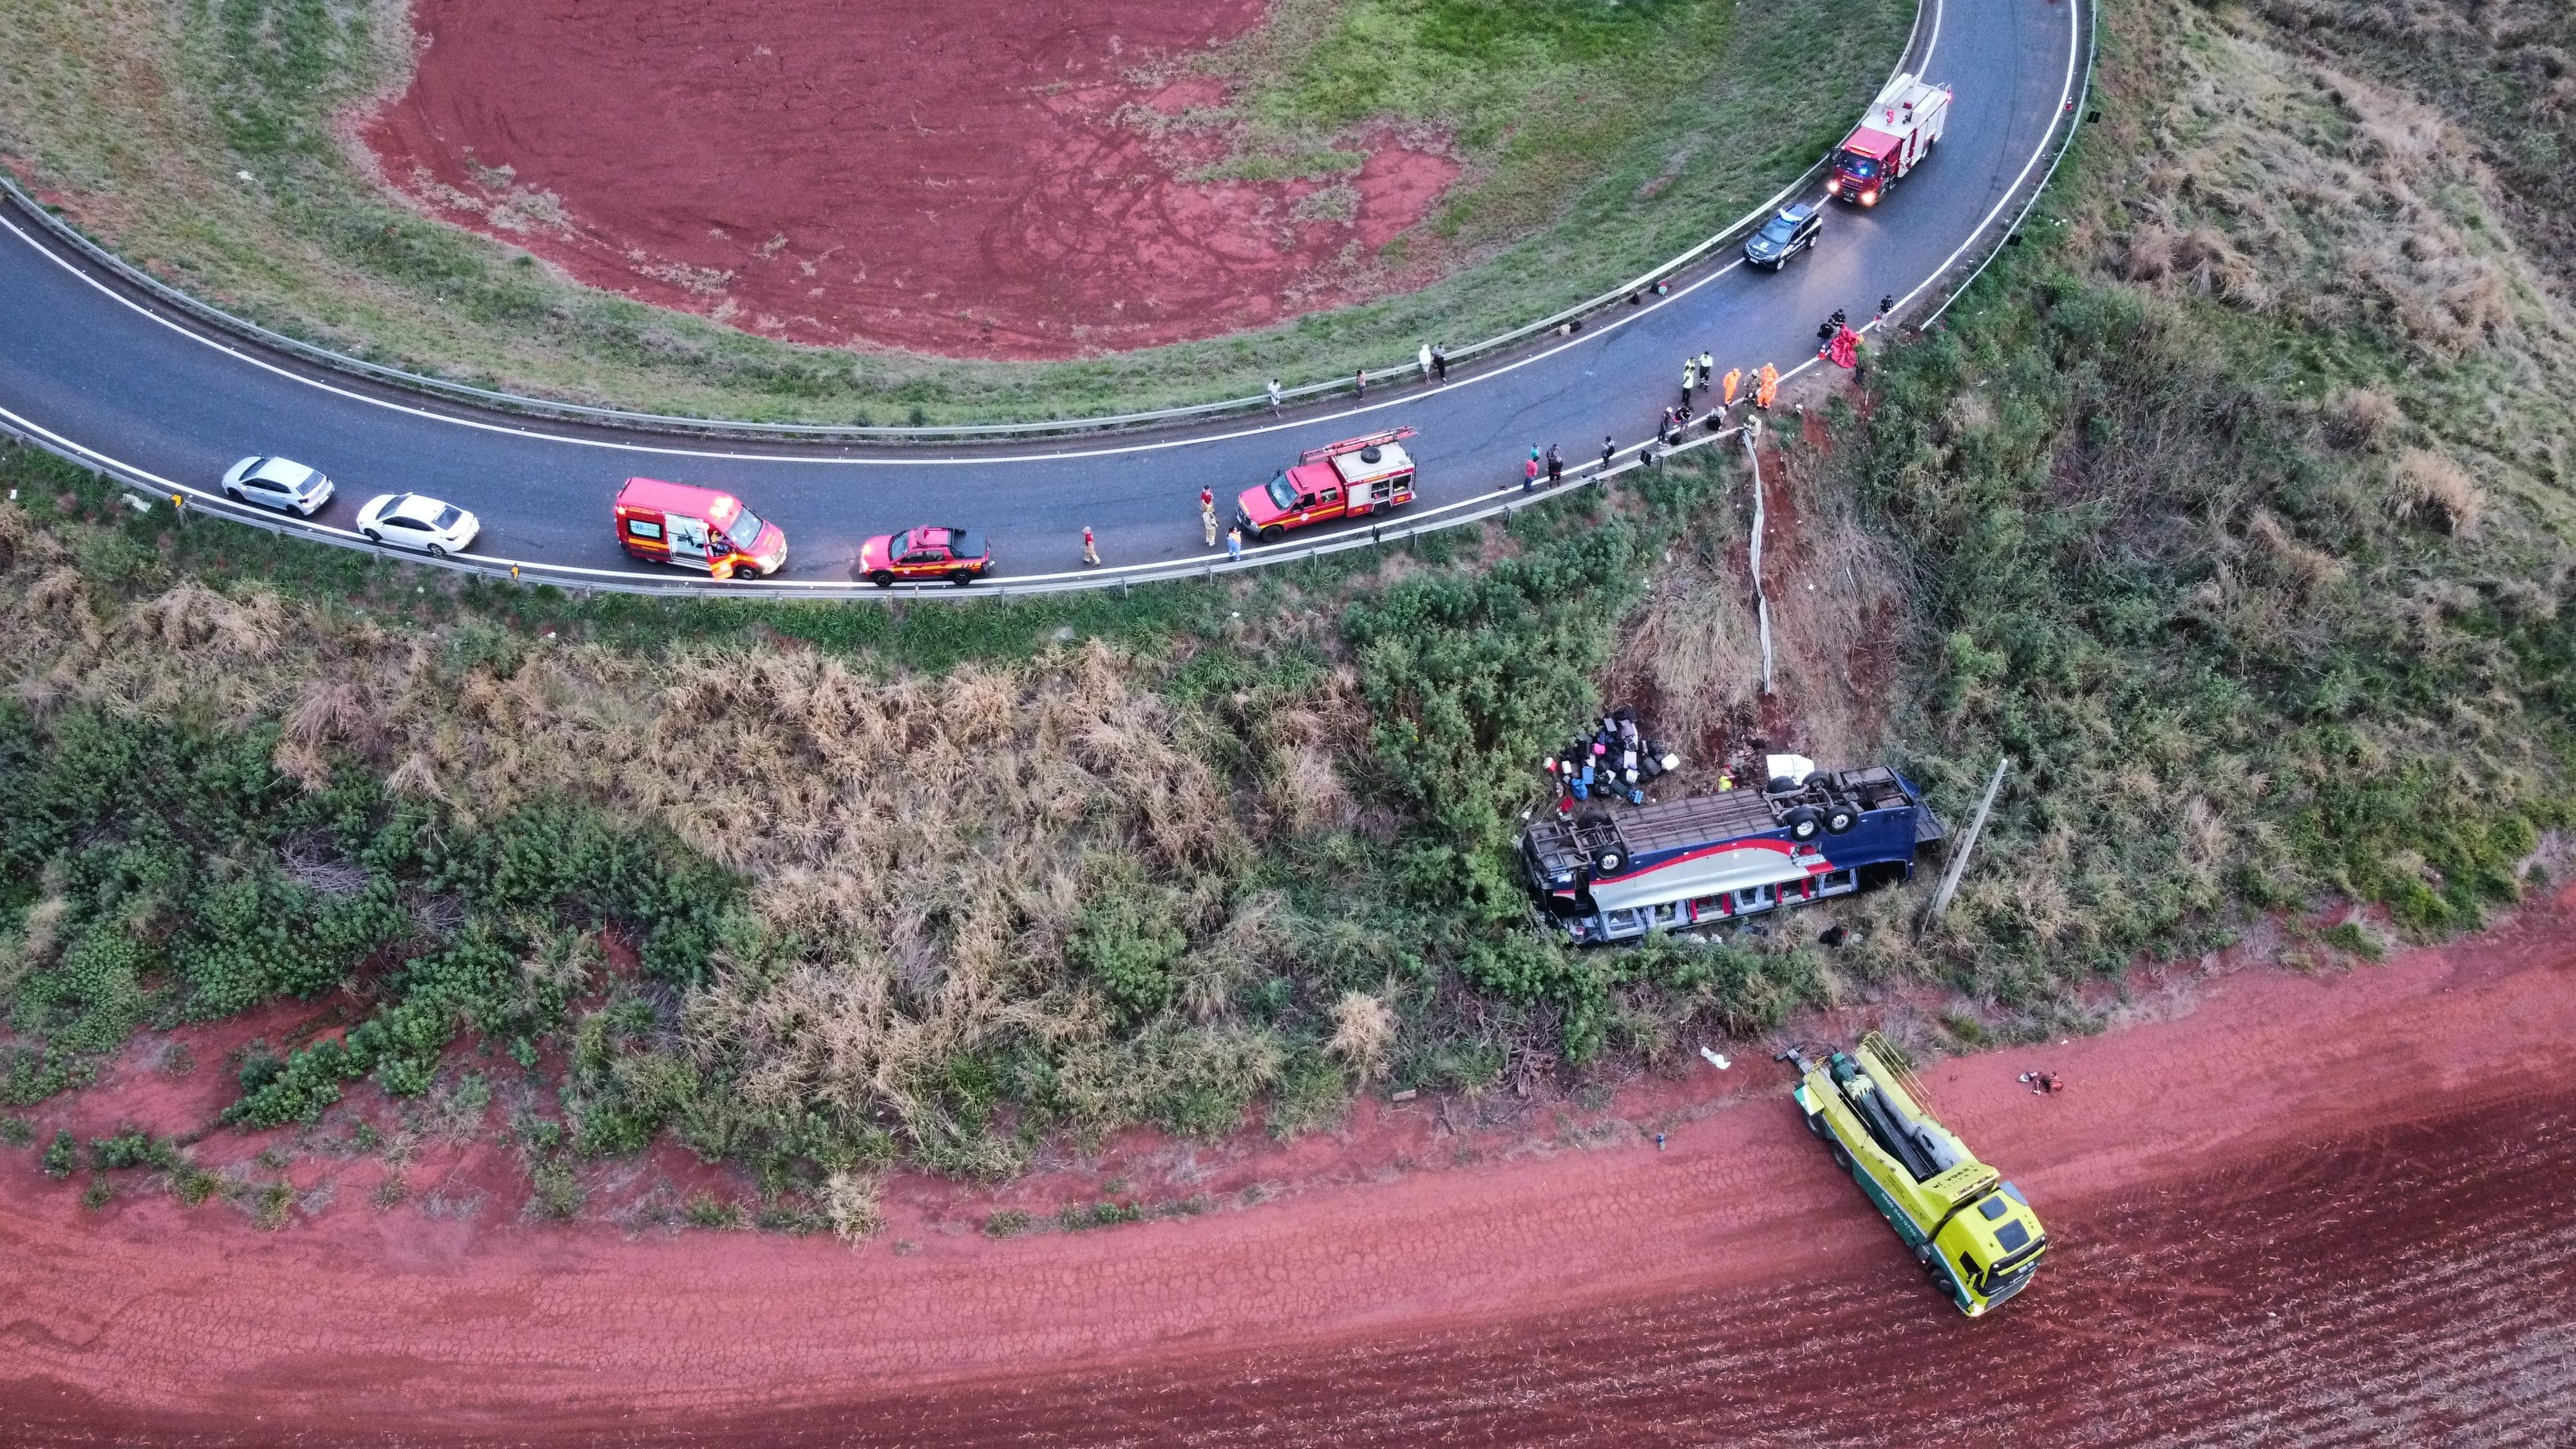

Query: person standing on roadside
left=1680, top=357, right=1696, bottom=411
left=1546, top=443, right=1564, bottom=485
left=1524, top=451, right=1540, bottom=493
left=1418, top=343, right=1434, bottom=384
left=1200, top=487, right=1218, bottom=548
left=1600, top=435, right=1616, bottom=471
left=1432, top=345, right=1449, bottom=383
left=1267, top=377, right=1283, bottom=414
left=1081, top=526, right=1099, bottom=567
left=1226, top=526, right=1243, bottom=562
left=1722, top=366, right=1742, bottom=410
left=1756, top=363, right=1779, bottom=410
left=1699, top=350, right=1714, bottom=388
left=1354, top=366, right=1367, bottom=399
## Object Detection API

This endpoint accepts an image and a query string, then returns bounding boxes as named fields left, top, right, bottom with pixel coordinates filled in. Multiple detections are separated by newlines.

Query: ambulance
left=612, top=478, right=788, bottom=579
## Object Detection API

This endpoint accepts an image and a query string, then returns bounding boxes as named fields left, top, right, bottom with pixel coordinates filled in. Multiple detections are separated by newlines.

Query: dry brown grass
left=0, top=527, right=1338, bottom=1141
left=1325, top=988, right=1395, bottom=1079
left=2387, top=447, right=2485, bottom=536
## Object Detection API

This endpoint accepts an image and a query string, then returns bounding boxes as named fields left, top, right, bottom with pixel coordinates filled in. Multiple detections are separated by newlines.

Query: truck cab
left=1787, top=1039, right=2049, bottom=1316
left=1236, top=428, right=1417, bottom=541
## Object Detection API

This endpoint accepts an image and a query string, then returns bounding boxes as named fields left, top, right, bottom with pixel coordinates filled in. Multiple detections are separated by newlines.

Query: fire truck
left=1520, top=757, right=1945, bottom=943
left=1826, top=73, right=1951, bottom=207
left=1235, top=428, right=1417, bottom=542
left=613, top=477, right=788, bottom=579
left=1781, top=1034, right=2049, bottom=1316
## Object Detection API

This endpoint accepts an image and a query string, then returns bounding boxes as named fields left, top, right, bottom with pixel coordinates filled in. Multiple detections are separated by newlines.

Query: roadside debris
left=1541, top=704, right=1680, bottom=807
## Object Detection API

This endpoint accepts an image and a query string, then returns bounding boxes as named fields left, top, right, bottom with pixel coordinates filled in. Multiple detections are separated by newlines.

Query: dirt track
left=361, top=0, right=1459, bottom=359
left=7, top=886, right=2576, bottom=1445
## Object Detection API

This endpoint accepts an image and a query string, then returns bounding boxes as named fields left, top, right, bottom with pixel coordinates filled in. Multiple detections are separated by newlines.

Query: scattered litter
left=235, top=169, right=254, bottom=182
left=124, top=495, right=150, bottom=515
left=1699, top=1046, right=1732, bottom=1070
left=1543, top=703, right=1680, bottom=808
left=1390, top=1088, right=1417, bottom=1103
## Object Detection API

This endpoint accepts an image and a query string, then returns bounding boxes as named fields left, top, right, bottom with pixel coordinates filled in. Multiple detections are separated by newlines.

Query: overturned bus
left=1521, top=759, right=1946, bottom=944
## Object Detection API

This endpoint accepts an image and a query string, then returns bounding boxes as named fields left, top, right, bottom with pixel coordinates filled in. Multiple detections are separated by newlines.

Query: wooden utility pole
left=1920, top=757, right=2010, bottom=932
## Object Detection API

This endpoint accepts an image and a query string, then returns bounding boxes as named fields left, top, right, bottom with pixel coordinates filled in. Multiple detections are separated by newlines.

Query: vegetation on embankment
left=0, top=440, right=1828, bottom=1226
left=3, top=0, right=2571, bottom=1228
left=0, top=0, right=1907, bottom=423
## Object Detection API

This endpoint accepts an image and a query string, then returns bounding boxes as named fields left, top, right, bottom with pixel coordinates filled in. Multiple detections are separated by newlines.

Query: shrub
left=1066, top=882, right=1188, bottom=1023
left=41, top=1130, right=77, bottom=1178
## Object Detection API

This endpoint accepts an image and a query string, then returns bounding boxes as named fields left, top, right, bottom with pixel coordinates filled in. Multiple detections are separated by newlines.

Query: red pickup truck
left=1235, top=428, right=1417, bottom=542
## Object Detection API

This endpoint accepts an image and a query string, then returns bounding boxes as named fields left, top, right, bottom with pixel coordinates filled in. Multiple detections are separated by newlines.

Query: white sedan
left=220, top=455, right=334, bottom=516
left=355, top=493, right=480, bottom=557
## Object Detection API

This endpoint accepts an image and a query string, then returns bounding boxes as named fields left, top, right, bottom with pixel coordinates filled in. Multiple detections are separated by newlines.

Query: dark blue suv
left=1743, top=202, right=1823, bottom=270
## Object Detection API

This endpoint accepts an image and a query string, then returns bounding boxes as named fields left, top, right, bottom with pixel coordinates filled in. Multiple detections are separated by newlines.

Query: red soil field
left=358, top=0, right=1461, bottom=360
left=6, top=885, right=2576, bottom=1444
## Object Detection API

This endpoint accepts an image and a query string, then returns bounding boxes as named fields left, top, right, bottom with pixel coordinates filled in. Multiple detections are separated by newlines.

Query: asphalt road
left=0, top=0, right=2080, bottom=588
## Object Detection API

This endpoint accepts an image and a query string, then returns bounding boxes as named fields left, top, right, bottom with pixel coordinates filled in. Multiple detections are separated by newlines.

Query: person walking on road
left=1200, top=488, right=1218, bottom=548
left=1699, top=350, right=1714, bottom=388
left=1081, top=526, right=1099, bottom=567
left=1432, top=345, right=1449, bottom=383
left=1546, top=443, right=1564, bottom=485
left=1418, top=343, right=1434, bottom=383
left=1226, top=526, right=1242, bottom=562
left=1721, top=366, right=1742, bottom=410
left=1267, top=377, right=1283, bottom=414
left=1680, top=357, right=1696, bottom=410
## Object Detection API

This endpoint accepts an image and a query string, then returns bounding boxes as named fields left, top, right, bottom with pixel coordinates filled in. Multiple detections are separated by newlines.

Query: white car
left=220, top=455, right=334, bottom=516
left=355, top=492, right=480, bottom=557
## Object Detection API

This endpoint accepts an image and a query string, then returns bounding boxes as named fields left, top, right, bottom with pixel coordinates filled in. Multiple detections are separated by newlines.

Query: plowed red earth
left=359, top=0, right=1460, bottom=359
left=8, top=885, right=2576, bottom=1446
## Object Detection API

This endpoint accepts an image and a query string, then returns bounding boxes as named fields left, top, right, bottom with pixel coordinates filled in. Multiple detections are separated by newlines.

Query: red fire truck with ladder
left=1826, top=73, right=1951, bottom=207
left=1235, top=428, right=1417, bottom=542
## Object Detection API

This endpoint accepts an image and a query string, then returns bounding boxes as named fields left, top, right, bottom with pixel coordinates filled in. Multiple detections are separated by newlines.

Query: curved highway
left=0, top=0, right=2081, bottom=591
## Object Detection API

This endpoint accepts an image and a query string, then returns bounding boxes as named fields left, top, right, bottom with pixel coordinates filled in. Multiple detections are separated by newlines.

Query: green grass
left=1814, top=0, right=2576, bottom=999
left=0, top=0, right=1909, bottom=424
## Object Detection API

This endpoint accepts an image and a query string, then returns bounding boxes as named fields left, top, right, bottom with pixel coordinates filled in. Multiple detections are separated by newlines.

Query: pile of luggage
left=1542, top=705, right=1680, bottom=806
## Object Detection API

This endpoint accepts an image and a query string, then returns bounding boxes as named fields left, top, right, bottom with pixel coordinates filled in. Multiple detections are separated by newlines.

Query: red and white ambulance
left=1234, top=428, right=1417, bottom=542
left=1826, top=73, right=1951, bottom=207
left=613, top=477, right=788, bottom=579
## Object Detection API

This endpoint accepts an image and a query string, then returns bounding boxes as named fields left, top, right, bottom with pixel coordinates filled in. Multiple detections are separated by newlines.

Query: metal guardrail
left=0, top=399, right=1748, bottom=601
left=0, top=0, right=1936, bottom=444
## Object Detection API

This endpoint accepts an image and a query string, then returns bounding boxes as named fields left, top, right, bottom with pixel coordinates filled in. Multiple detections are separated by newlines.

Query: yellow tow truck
left=1780, top=1034, right=2047, bottom=1315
